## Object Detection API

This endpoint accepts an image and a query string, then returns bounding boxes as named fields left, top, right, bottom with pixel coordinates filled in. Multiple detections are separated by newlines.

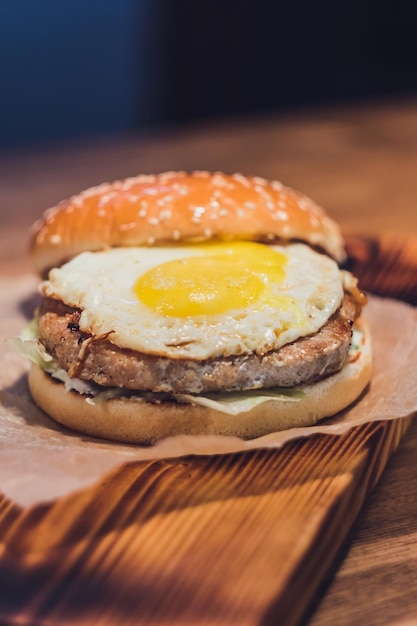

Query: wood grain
left=0, top=231, right=415, bottom=625
left=310, top=418, right=417, bottom=626
left=0, top=419, right=412, bottom=626
left=345, top=232, right=417, bottom=305
left=1, top=99, right=417, bottom=625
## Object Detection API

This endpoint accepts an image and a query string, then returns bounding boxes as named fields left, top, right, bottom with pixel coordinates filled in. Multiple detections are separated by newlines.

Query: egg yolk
left=134, top=241, right=289, bottom=317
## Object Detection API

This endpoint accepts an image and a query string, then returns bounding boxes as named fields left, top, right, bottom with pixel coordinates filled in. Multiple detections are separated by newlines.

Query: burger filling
left=35, top=293, right=358, bottom=395
left=17, top=242, right=366, bottom=411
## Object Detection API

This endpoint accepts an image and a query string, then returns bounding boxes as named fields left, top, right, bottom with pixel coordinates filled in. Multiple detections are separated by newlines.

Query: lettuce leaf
left=174, top=388, right=304, bottom=416
left=12, top=320, right=96, bottom=395
left=13, top=319, right=305, bottom=415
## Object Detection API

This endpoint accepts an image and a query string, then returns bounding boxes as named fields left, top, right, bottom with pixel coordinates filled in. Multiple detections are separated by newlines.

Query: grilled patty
left=36, top=294, right=357, bottom=394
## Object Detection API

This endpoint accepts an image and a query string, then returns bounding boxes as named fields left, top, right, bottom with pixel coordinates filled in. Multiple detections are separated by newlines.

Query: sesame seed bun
left=30, top=171, right=345, bottom=277
left=27, top=321, right=371, bottom=444
left=26, top=170, right=370, bottom=445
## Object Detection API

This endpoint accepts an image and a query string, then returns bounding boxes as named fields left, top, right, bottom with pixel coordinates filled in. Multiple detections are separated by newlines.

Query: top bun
left=30, top=171, right=345, bottom=276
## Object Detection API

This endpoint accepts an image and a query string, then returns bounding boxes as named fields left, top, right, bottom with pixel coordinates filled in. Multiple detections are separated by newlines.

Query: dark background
left=1, top=0, right=417, bottom=149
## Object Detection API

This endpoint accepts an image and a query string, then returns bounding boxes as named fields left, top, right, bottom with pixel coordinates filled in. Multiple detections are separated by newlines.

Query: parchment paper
left=1, top=275, right=416, bottom=508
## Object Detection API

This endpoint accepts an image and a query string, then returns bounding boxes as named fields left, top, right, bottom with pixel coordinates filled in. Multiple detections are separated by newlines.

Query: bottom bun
left=28, top=323, right=372, bottom=445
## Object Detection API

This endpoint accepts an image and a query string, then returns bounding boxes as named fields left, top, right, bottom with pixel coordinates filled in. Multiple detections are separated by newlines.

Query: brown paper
left=1, top=275, right=416, bottom=508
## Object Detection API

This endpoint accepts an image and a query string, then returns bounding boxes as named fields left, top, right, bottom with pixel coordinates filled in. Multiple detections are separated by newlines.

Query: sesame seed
left=194, top=170, right=210, bottom=178
left=159, top=172, right=176, bottom=184
left=72, top=197, right=83, bottom=208
left=147, top=236, right=156, bottom=245
left=119, top=180, right=132, bottom=191
left=134, top=174, right=156, bottom=185
left=278, top=200, right=287, bottom=209
left=193, top=206, right=206, bottom=218
left=298, top=199, right=309, bottom=210
left=148, top=217, right=159, bottom=225
left=44, top=207, right=56, bottom=219
left=271, top=180, right=283, bottom=191
left=212, top=174, right=228, bottom=187
left=50, top=234, right=61, bottom=245
left=232, top=173, right=250, bottom=187
left=218, top=208, right=228, bottom=216
left=172, top=229, right=181, bottom=240
left=97, top=209, right=106, bottom=217
left=204, top=228, right=213, bottom=238
left=275, top=210, right=288, bottom=220
left=245, top=201, right=256, bottom=210
left=119, top=222, right=136, bottom=231
left=102, top=192, right=116, bottom=204
left=266, top=233, right=275, bottom=240
left=253, top=176, right=267, bottom=186
left=266, top=201, right=275, bottom=211
left=82, top=183, right=111, bottom=199
left=160, top=209, right=172, bottom=220
left=138, top=208, right=147, bottom=217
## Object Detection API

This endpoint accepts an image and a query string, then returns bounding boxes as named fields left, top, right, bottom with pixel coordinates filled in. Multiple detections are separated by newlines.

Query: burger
left=23, top=171, right=371, bottom=444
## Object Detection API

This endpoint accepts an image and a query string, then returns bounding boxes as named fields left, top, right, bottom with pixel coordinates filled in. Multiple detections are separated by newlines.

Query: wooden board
left=0, top=233, right=416, bottom=626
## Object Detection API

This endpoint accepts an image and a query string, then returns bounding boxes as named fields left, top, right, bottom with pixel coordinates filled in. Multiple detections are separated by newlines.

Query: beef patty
left=36, top=294, right=358, bottom=394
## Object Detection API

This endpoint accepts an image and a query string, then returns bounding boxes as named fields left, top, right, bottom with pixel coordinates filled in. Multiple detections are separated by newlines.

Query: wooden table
left=1, top=98, right=417, bottom=625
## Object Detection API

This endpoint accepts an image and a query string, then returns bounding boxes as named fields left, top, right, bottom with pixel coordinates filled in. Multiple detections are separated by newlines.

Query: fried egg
left=41, top=241, right=344, bottom=360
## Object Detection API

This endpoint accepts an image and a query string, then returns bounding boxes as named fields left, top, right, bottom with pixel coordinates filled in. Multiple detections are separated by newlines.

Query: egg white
left=41, top=243, right=344, bottom=360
